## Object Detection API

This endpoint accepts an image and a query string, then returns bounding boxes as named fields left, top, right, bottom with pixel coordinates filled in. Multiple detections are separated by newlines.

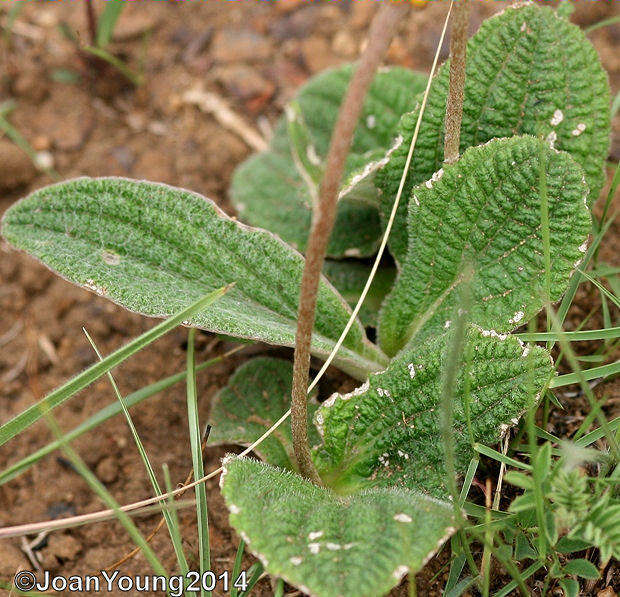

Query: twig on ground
left=183, top=88, right=268, bottom=152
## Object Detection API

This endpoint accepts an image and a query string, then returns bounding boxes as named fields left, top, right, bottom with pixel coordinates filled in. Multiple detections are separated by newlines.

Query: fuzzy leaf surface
left=1, top=177, right=387, bottom=379
left=323, top=260, right=396, bottom=328
left=231, top=64, right=426, bottom=258
left=313, top=327, right=554, bottom=498
left=209, top=357, right=320, bottom=471
left=221, top=456, right=455, bottom=597
left=378, top=136, right=590, bottom=356
left=377, top=2, right=610, bottom=263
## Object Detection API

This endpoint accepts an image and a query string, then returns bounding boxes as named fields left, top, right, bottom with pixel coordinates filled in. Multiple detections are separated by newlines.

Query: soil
left=0, top=2, right=618, bottom=596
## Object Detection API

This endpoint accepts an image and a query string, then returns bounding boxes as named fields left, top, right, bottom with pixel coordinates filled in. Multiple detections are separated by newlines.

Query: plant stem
left=85, top=0, right=98, bottom=46
left=443, top=0, right=470, bottom=164
left=290, top=2, right=407, bottom=483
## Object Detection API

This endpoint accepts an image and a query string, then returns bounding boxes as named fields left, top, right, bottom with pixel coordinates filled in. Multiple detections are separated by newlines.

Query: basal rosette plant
left=0, top=3, right=611, bottom=596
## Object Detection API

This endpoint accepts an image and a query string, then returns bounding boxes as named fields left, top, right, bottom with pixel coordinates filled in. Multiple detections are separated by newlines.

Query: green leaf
left=1, top=177, right=388, bottom=380
left=209, top=357, right=320, bottom=472
left=313, top=326, right=554, bottom=498
left=220, top=456, right=456, bottom=597
left=378, top=136, right=590, bottom=356
left=231, top=151, right=383, bottom=258
left=323, top=260, right=396, bottom=327
left=514, top=533, right=537, bottom=561
left=570, top=494, right=620, bottom=565
left=377, top=2, right=610, bottom=263
left=231, top=64, right=427, bottom=258
left=559, top=578, right=580, bottom=597
left=563, top=558, right=600, bottom=579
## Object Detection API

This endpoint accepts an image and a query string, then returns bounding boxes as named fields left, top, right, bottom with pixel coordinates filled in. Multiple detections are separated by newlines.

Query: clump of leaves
left=504, top=442, right=619, bottom=596
left=0, top=3, right=612, bottom=596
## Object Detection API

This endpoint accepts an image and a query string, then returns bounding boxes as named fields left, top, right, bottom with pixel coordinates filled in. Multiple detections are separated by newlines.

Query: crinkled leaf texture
left=376, top=2, right=610, bottom=263
left=323, top=260, right=396, bottom=328
left=231, top=64, right=427, bottom=258
left=1, top=177, right=388, bottom=379
left=209, top=357, right=320, bottom=472
left=221, top=456, right=456, bottom=597
left=313, top=326, right=554, bottom=498
left=378, top=136, right=590, bottom=357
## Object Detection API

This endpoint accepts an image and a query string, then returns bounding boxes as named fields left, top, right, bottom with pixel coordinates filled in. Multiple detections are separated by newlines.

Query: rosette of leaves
left=376, top=1, right=610, bottom=264
left=231, top=63, right=427, bottom=258
left=0, top=3, right=609, bottom=594
left=2, top=137, right=590, bottom=597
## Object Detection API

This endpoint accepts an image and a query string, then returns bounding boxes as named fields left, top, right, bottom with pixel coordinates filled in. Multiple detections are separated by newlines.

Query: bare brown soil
left=0, top=2, right=618, bottom=595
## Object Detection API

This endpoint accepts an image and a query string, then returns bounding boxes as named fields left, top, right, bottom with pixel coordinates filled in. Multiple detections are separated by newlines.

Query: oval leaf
left=313, top=326, right=554, bottom=498
left=378, top=136, right=590, bottom=357
left=221, top=456, right=456, bottom=597
left=209, top=357, right=320, bottom=472
left=1, top=177, right=388, bottom=379
left=232, top=64, right=427, bottom=258
left=377, top=3, right=610, bottom=263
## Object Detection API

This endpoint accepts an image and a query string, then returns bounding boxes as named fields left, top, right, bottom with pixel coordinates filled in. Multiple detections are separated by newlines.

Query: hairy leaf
left=378, top=136, right=590, bottom=356
left=221, top=456, right=456, bottom=597
left=1, top=177, right=388, bottom=379
left=377, top=2, right=610, bottom=263
left=323, top=260, right=396, bottom=327
left=209, top=357, right=320, bottom=471
left=231, top=64, right=426, bottom=258
left=313, top=326, right=554, bottom=498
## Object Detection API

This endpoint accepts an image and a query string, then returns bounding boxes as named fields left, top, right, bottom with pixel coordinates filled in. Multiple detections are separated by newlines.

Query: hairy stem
left=443, top=0, right=470, bottom=164
left=290, top=2, right=407, bottom=484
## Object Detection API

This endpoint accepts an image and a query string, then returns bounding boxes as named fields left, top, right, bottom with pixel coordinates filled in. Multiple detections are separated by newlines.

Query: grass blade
left=43, top=413, right=168, bottom=576
left=556, top=213, right=615, bottom=331
left=0, top=347, right=241, bottom=486
left=550, top=361, right=620, bottom=388
left=163, top=463, right=190, bottom=577
left=547, top=306, right=619, bottom=458
left=492, top=562, right=544, bottom=597
left=473, top=445, right=531, bottom=471
left=578, top=269, right=620, bottom=308
left=575, top=417, right=620, bottom=447
left=238, top=562, right=264, bottom=597
left=96, top=0, right=124, bottom=47
left=0, top=286, right=230, bottom=449
left=84, top=329, right=189, bottom=576
left=186, top=329, right=210, bottom=596
left=82, top=45, right=142, bottom=85
left=445, top=575, right=477, bottom=597
left=516, top=327, right=620, bottom=342
left=230, top=539, right=246, bottom=597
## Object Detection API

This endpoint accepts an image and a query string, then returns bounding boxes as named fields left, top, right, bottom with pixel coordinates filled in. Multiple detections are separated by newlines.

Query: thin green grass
left=517, top=326, right=620, bottom=342
left=0, top=345, right=242, bottom=486
left=238, top=563, right=264, bottom=597
left=585, top=15, right=620, bottom=33
left=42, top=412, right=168, bottom=576
left=82, top=45, right=143, bottom=86
left=84, top=329, right=190, bottom=576
left=546, top=307, right=619, bottom=459
left=0, top=286, right=230, bottom=448
left=186, top=329, right=210, bottom=596
left=0, top=103, right=59, bottom=179
left=163, top=463, right=190, bottom=578
left=230, top=539, right=246, bottom=597
left=550, top=361, right=620, bottom=388
left=96, top=0, right=124, bottom=48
